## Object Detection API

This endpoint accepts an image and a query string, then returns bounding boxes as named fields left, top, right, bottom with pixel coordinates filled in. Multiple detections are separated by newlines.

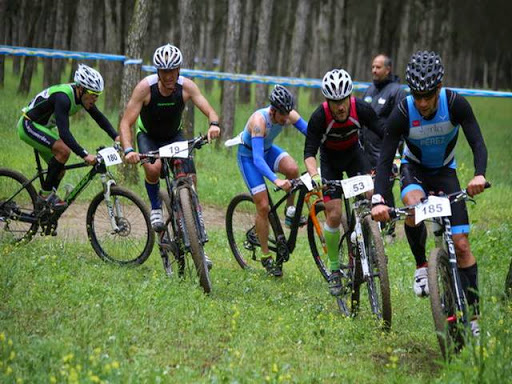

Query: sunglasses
left=84, top=88, right=102, bottom=96
left=411, top=89, right=437, bottom=100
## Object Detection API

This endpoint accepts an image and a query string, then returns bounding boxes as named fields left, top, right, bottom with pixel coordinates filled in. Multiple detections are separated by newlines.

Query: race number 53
left=341, top=175, right=374, bottom=198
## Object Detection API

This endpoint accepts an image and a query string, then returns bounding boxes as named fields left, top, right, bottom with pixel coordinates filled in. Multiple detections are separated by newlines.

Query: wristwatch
left=209, top=121, right=220, bottom=127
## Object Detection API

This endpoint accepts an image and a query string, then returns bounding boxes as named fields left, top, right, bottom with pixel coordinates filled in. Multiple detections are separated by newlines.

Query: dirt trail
left=57, top=202, right=227, bottom=240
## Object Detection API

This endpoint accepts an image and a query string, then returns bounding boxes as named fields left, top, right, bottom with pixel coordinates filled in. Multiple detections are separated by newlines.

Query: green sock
left=324, top=226, right=340, bottom=271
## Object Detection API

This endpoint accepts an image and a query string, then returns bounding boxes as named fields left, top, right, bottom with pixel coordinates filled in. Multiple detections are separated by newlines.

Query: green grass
left=1, top=59, right=512, bottom=383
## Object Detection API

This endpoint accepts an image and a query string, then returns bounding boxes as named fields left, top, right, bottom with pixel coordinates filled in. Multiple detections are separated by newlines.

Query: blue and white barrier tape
left=2, top=45, right=512, bottom=98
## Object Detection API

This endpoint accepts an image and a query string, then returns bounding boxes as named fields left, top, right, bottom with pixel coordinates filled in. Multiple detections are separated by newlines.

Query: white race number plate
left=415, top=196, right=451, bottom=224
left=341, top=175, right=373, bottom=198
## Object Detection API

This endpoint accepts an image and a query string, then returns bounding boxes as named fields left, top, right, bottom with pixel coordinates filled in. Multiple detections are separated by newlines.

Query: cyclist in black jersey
left=17, top=64, right=119, bottom=208
left=304, top=68, right=385, bottom=296
left=371, top=51, right=488, bottom=335
left=120, top=44, right=220, bottom=266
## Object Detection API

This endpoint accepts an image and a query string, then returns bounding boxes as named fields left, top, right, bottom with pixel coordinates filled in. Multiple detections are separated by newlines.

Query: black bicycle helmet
left=269, top=85, right=295, bottom=113
left=405, top=51, right=444, bottom=92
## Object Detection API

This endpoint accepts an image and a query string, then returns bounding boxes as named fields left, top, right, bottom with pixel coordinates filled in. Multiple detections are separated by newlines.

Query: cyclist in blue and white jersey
left=371, top=51, right=488, bottom=335
left=236, top=85, right=307, bottom=277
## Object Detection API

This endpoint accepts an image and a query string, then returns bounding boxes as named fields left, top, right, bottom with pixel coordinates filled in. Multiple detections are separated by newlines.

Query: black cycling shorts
left=320, top=145, right=371, bottom=202
left=400, top=163, right=470, bottom=234
left=137, top=131, right=196, bottom=175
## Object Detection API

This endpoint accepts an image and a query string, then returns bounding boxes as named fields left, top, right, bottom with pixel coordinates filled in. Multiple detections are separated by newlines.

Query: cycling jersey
left=18, top=83, right=117, bottom=160
left=304, top=97, right=384, bottom=159
left=238, top=107, right=287, bottom=157
left=137, top=74, right=185, bottom=141
left=374, top=89, right=488, bottom=195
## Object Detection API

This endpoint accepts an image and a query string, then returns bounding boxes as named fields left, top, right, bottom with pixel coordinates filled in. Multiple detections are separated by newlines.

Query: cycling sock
left=323, top=223, right=340, bottom=271
left=42, top=157, right=65, bottom=192
left=145, top=180, right=161, bottom=209
left=459, top=263, right=479, bottom=315
left=404, top=222, right=427, bottom=267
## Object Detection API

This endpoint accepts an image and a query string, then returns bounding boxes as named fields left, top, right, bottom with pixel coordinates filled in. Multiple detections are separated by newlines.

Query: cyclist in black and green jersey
left=17, top=64, right=119, bottom=208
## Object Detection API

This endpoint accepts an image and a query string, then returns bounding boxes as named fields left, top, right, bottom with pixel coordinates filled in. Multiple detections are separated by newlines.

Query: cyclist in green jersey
left=17, top=64, right=119, bottom=208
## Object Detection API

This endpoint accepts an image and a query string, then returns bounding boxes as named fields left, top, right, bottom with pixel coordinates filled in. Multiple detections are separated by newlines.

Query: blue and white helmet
left=153, top=44, right=183, bottom=70
left=321, top=69, right=353, bottom=100
left=74, top=64, right=104, bottom=93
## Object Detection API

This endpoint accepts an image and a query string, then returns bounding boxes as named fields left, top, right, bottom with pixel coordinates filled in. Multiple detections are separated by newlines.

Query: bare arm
left=119, top=80, right=149, bottom=163
left=183, top=78, right=220, bottom=141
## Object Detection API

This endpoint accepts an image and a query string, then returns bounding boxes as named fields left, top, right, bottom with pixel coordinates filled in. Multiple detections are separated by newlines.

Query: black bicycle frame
left=266, top=185, right=309, bottom=257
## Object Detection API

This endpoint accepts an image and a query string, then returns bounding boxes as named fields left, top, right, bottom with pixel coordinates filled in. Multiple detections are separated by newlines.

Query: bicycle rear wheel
left=87, top=186, right=154, bottom=265
left=428, top=248, right=467, bottom=359
left=159, top=191, right=185, bottom=277
left=362, top=216, right=392, bottom=329
left=0, top=168, right=39, bottom=243
left=179, top=187, right=211, bottom=293
left=226, top=193, right=262, bottom=269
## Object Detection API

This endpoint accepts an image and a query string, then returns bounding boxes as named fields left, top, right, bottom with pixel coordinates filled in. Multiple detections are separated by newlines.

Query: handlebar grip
left=484, top=182, right=491, bottom=189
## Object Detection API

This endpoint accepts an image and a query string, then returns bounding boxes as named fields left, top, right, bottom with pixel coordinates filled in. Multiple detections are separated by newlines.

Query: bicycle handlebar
left=388, top=182, right=491, bottom=220
left=139, top=135, right=209, bottom=164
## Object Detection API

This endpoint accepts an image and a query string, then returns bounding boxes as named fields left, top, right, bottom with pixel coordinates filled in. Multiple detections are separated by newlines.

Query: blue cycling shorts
left=237, top=144, right=288, bottom=195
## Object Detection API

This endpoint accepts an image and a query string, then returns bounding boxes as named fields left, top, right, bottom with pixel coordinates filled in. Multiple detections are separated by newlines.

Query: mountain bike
left=390, top=184, right=490, bottom=358
left=308, top=176, right=391, bottom=328
left=0, top=147, right=154, bottom=264
left=226, top=174, right=323, bottom=273
left=139, top=135, right=211, bottom=293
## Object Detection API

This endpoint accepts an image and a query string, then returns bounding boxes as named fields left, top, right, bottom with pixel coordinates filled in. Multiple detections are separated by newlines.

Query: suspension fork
left=442, top=216, right=468, bottom=323
left=305, top=191, right=327, bottom=253
left=99, top=173, right=119, bottom=232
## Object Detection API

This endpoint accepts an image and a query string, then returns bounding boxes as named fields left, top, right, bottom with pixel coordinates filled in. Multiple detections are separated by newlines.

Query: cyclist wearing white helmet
left=304, top=68, right=385, bottom=296
left=17, top=64, right=118, bottom=208
left=120, top=43, right=220, bottom=235
left=371, top=52, right=487, bottom=331
left=233, top=84, right=308, bottom=277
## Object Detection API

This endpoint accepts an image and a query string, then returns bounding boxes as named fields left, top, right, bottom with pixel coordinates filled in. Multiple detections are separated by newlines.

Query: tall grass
left=1, top=59, right=512, bottom=383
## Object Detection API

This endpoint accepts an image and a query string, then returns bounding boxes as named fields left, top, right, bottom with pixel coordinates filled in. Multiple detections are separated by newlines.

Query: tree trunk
left=101, top=0, right=124, bottom=111
left=50, top=0, right=69, bottom=85
left=220, top=0, right=242, bottom=145
left=288, top=0, right=311, bottom=104
left=119, top=0, right=152, bottom=183
left=180, top=0, right=198, bottom=138
left=69, top=0, right=94, bottom=83
left=255, top=0, right=274, bottom=108
left=12, top=0, right=26, bottom=75
left=372, top=0, right=384, bottom=53
left=203, top=0, right=216, bottom=92
left=42, top=3, right=57, bottom=88
left=395, top=0, right=411, bottom=83
left=332, top=0, right=347, bottom=68
left=237, top=0, right=255, bottom=103
left=276, top=0, right=294, bottom=76
left=0, top=0, right=8, bottom=87
left=17, top=2, right=44, bottom=95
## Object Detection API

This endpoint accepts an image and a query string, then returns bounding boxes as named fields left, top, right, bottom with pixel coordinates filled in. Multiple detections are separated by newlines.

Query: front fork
left=99, top=174, right=120, bottom=233
left=354, top=217, right=370, bottom=280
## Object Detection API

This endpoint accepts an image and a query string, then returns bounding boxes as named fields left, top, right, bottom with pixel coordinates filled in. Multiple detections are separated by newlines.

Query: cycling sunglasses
left=411, top=88, right=437, bottom=100
left=84, top=88, right=102, bottom=96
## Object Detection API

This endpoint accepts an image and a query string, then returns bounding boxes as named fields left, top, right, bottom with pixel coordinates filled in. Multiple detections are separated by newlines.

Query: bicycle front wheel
left=87, top=186, right=154, bottom=265
left=428, top=248, right=466, bottom=359
left=362, top=216, right=392, bottom=329
left=226, top=193, right=262, bottom=269
left=307, top=201, right=350, bottom=282
left=0, top=168, right=39, bottom=243
left=179, top=187, right=211, bottom=293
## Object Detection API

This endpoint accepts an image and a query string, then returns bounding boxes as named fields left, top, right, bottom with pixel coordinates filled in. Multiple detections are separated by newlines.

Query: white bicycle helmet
left=321, top=69, right=353, bottom=100
left=153, top=44, right=183, bottom=70
left=74, top=64, right=104, bottom=93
